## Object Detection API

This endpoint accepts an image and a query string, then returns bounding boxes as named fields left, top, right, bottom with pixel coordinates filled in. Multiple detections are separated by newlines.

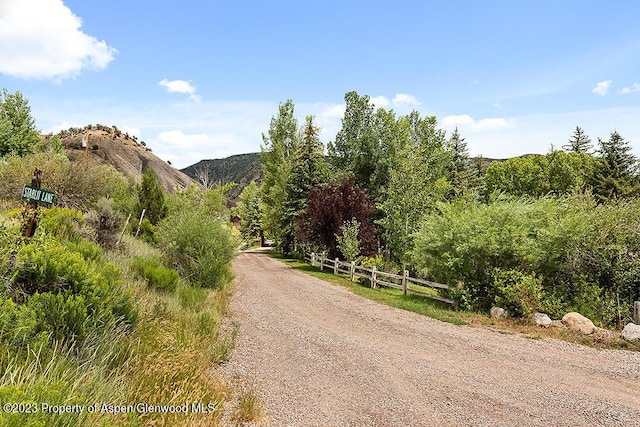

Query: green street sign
left=22, top=185, right=55, bottom=207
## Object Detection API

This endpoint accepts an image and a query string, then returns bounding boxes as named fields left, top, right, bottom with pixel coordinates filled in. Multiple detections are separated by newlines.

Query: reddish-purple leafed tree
left=295, top=175, right=378, bottom=258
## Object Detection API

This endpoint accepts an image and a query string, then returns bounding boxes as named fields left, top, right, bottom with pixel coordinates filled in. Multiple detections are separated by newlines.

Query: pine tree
left=447, top=127, right=479, bottom=196
left=563, top=126, right=593, bottom=153
left=594, top=131, right=639, bottom=200
left=281, top=116, right=328, bottom=252
left=136, top=168, right=168, bottom=225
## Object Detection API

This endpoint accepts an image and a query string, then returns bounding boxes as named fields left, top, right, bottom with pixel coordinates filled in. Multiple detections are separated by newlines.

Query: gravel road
left=221, top=250, right=640, bottom=426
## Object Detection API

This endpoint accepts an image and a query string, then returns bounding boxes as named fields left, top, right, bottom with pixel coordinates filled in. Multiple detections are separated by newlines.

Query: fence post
left=350, top=261, right=356, bottom=282
left=403, top=270, right=409, bottom=296
left=311, top=252, right=315, bottom=267
left=320, top=254, right=324, bottom=271
left=635, top=301, right=640, bottom=325
left=334, top=258, right=339, bottom=275
left=371, top=266, right=377, bottom=289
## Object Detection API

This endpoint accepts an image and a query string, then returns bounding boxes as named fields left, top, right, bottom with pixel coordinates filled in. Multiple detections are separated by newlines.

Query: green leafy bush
left=27, top=292, right=88, bottom=341
left=131, top=257, right=178, bottom=293
left=156, top=210, right=237, bottom=288
left=493, top=268, right=544, bottom=318
left=411, top=195, right=640, bottom=325
left=38, top=206, right=84, bottom=240
left=10, top=239, right=137, bottom=342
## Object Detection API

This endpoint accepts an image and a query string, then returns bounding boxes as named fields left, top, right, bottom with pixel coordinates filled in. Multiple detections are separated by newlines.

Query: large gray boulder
left=531, top=312, right=552, bottom=328
left=490, top=306, right=508, bottom=320
left=562, top=312, right=595, bottom=335
left=622, top=323, right=640, bottom=341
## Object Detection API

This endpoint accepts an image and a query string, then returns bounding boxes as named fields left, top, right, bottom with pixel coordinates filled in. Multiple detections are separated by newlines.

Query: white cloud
left=440, top=108, right=640, bottom=160
left=121, top=126, right=141, bottom=139
left=618, top=82, right=640, bottom=95
left=158, top=79, right=201, bottom=101
left=0, top=0, right=116, bottom=80
left=592, top=80, right=612, bottom=96
left=392, top=93, right=421, bottom=107
left=369, top=96, right=390, bottom=107
left=321, top=104, right=346, bottom=119
left=441, top=114, right=510, bottom=132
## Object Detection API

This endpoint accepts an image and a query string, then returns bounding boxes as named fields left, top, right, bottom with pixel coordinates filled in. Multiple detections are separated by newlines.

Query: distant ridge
left=181, top=153, right=263, bottom=200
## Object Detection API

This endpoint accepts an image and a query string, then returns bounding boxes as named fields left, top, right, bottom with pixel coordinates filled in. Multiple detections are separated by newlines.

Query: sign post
left=20, top=168, right=55, bottom=237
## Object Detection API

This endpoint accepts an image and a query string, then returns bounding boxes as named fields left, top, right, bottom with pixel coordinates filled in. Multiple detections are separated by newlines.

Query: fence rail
left=307, top=253, right=455, bottom=306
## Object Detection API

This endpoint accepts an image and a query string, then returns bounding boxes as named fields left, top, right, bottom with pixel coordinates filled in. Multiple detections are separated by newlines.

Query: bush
left=0, top=152, right=129, bottom=209
left=38, top=206, right=84, bottom=241
left=156, top=210, right=237, bottom=288
left=493, top=268, right=544, bottom=318
left=131, top=257, right=178, bottom=293
left=10, top=238, right=137, bottom=342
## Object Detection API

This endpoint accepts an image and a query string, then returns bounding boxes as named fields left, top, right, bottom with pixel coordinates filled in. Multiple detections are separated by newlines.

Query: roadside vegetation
left=0, top=89, right=258, bottom=426
left=271, top=252, right=640, bottom=351
left=246, top=93, right=640, bottom=336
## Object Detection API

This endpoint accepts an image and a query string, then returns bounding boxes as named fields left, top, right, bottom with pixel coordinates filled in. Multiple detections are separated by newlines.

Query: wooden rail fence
left=304, top=253, right=455, bottom=306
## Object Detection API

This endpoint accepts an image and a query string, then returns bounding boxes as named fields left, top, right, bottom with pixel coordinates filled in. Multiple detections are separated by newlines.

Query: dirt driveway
left=221, top=250, right=640, bottom=426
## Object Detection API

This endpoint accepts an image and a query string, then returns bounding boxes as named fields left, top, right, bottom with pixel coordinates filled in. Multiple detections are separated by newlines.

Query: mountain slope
left=181, top=153, right=263, bottom=199
left=57, top=126, right=196, bottom=192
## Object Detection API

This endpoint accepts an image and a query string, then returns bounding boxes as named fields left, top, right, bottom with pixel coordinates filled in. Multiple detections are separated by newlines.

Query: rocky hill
left=56, top=125, right=196, bottom=192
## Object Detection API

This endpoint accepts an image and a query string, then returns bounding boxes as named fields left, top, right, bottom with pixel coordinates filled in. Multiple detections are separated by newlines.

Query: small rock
left=491, top=306, right=508, bottom=319
left=531, top=312, right=552, bottom=328
left=592, top=327, right=615, bottom=341
left=562, top=312, right=595, bottom=335
left=622, top=323, right=640, bottom=341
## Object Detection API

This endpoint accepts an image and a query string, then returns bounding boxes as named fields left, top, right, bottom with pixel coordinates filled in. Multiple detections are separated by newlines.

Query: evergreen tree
left=234, top=181, right=262, bottom=242
left=279, top=116, right=328, bottom=252
left=563, top=126, right=593, bottom=153
left=447, top=127, right=479, bottom=196
left=0, top=89, right=39, bottom=157
left=593, top=131, right=639, bottom=200
left=136, top=168, right=167, bottom=225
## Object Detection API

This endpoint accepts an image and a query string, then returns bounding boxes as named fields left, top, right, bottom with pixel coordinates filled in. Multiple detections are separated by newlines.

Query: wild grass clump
left=130, top=256, right=179, bottom=293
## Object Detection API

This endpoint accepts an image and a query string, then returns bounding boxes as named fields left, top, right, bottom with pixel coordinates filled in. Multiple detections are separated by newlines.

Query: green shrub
left=156, top=210, right=237, bottom=288
left=27, top=292, right=88, bottom=341
left=493, top=268, right=544, bottom=318
left=131, top=257, right=178, bottom=293
left=38, top=206, right=84, bottom=241
left=0, top=298, right=44, bottom=347
left=65, top=239, right=103, bottom=262
left=10, top=239, right=137, bottom=342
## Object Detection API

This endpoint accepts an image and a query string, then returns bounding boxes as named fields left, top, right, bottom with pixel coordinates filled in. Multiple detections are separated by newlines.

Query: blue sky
left=1, top=0, right=640, bottom=168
